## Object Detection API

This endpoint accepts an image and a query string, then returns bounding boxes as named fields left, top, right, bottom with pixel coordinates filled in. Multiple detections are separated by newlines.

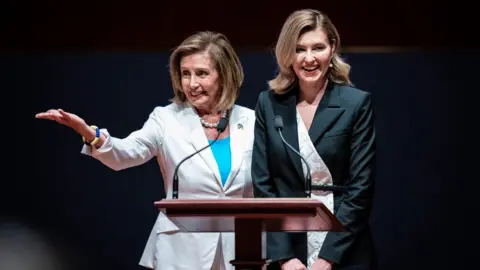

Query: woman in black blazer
left=252, top=9, right=376, bottom=270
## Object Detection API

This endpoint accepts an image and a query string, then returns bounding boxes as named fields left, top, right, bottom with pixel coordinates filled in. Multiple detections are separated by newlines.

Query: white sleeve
left=81, top=107, right=165, bottom=171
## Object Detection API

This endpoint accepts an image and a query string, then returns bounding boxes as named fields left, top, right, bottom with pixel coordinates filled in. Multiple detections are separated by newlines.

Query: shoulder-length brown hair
left=269, top=9, right=353, bottom=94
left=169, top=31, right=244, bottom=112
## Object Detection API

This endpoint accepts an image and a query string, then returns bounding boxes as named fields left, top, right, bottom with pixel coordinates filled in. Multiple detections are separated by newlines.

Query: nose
left=189, top=75, right=199, bottom=89
left=304, top=51, right=315, bottom=63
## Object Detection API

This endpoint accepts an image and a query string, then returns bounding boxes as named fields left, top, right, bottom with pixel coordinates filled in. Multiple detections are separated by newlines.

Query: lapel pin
left=237, top=123, right=244, bottom=130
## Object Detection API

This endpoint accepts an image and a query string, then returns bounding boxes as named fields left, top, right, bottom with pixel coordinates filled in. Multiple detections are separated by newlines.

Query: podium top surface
left=153, top=198, right=344, bottom=232
left=154, top=198, right=324, bottom=209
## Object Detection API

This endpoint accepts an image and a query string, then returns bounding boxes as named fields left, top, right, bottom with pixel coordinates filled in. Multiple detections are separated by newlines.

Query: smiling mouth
left=191, top=91, right=204, bottom=97
left=302, top=67, right=318, bottom=72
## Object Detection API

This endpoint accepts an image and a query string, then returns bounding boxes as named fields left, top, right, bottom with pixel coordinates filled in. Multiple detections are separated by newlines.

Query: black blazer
left=252, top=81, right=377, bottom=269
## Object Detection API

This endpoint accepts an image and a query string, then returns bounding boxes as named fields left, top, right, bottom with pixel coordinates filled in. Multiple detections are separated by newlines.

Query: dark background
left=4, top=1, right=474, bottom=270
left=3, top=0, right=460, bottom=50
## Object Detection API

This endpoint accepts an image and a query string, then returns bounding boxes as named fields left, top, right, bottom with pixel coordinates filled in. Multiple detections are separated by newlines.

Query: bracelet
left=83, top=125, right=100, bottom=146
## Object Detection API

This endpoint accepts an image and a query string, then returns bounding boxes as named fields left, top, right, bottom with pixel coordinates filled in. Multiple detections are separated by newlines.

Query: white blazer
left=81, top=102, right=255, bottom=270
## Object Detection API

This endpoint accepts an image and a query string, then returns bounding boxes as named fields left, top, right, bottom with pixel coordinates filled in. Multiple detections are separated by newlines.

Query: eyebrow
left=296, top=42, right=326, bottom=47
left=180, top=67, right=210, bottom=72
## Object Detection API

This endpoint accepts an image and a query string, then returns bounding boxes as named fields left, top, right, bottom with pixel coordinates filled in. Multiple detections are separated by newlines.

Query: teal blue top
left=208, top=137, right=231, bottom=187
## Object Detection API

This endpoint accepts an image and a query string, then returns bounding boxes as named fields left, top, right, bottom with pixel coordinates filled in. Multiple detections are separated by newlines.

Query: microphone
left=274, top=115, right=312, bottom=198
left=172, top=116, right=228, bottom=199
left=274, top=115, right=351, bottom=198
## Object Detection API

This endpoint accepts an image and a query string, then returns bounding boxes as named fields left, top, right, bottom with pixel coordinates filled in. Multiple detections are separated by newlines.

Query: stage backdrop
left=6, top=49, right=464, bottom=270
left=5, top=1, right=470, bottom=269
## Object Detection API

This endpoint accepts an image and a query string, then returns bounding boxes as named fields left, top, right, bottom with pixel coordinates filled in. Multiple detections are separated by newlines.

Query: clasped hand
left=280, top=258, right=332, bottom=270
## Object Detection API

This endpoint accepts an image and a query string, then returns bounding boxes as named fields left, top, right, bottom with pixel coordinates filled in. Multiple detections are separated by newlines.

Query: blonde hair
left=169, top=31, right=244, bottom=112
left=269, top=9, right=353, bottom=94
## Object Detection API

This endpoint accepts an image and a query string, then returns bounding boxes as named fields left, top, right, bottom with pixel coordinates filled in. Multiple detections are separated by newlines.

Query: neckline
left=208, top=136, right=230, bottom=142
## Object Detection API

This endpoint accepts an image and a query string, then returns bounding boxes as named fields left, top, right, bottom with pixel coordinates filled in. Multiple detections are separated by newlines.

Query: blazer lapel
left=309, top=82, right=345, bottom=145
left=272, top=91, right=305, bottom=182
left=223, top=105, right=248, bottom=190
left=181, top=104, right=222, bottom=185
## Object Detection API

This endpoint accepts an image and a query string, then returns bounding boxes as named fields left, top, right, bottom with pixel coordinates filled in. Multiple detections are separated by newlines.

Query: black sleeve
left=251, top=91, right=296, bottom=263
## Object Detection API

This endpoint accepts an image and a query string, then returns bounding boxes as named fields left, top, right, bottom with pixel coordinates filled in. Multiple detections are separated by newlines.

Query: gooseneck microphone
left=274, top=115, right=313, bottom=198
left=172, top=116, right=228, bottom=199
left=274, top=115, right=351, bottom=197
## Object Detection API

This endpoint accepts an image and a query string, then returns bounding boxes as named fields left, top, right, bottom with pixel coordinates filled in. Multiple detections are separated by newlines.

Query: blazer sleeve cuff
left=318, top=248, right=342, bottom=265
left=80, top=128, right=112, bottom=156
left=265, top=231, right=296, bottom=263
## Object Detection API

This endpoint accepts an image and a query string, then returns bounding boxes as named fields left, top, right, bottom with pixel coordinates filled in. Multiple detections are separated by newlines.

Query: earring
left=329, top=63, right=333, bottom=67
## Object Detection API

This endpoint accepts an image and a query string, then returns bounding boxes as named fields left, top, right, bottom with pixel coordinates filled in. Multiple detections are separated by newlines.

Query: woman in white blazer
left=35, top=31, right=256, bottom=270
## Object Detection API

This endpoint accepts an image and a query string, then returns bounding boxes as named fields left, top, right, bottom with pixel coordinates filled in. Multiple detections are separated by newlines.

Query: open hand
left=35, top=109, right=87, bottom=132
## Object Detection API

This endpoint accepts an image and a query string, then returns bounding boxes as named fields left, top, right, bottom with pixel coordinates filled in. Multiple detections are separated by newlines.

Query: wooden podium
left=154, top=198, right=344, bottom=270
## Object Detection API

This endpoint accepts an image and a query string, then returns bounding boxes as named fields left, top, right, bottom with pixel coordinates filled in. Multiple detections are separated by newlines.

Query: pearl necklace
left=199, top=111, right=227, bottom=129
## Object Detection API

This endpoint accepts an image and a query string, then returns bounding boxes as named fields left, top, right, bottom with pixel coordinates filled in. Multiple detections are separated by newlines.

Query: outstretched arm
left=36, top=107, right=165, bottom=171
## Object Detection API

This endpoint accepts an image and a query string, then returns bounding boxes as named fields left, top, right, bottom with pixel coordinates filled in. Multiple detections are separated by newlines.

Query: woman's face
left=180, top=51, right=220, bottom=113
left=292, top=28, right=334, bottom=85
